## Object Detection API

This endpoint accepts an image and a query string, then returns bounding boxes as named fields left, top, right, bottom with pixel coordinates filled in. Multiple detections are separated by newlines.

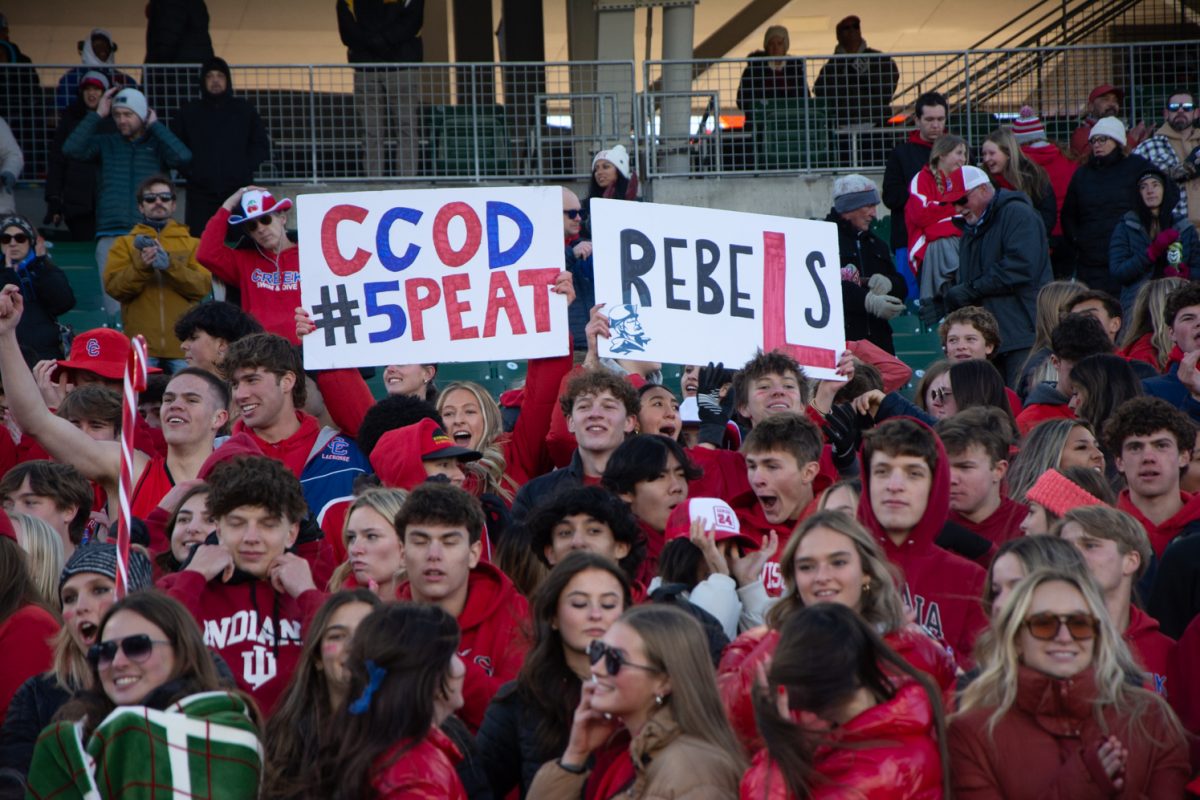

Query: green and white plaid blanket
left=26, top=691, right=262, bottom=799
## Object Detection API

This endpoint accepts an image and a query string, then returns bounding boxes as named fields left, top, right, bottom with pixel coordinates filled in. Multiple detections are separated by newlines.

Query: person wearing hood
left=171, top=57, right=270, bottom=237
left=1013, top=106, right=1079, bottom=278
left=856, top=417, right=988, bottom=667
left=45, top=71, right=109, bottom=240
left=736, top=25, right=808, bottom=132
left=1061, top=116, right=1154, bottom=297
left=53, top=29, right=138, bottom=111
left=827, top=173, right=906, bottom=354
left=1110, top=166, right=1199, bottom=318
left=394, top=482, right=530, bottom=733
left=943, top=165, right=1052, bottom=388
left=1135, top=90, right=1200, bottom=227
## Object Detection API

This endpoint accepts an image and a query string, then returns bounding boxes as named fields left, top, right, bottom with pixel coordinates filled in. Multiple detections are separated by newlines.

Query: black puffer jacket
left=1061, top=149, right=1153, bottom=295
left=0, top=674, right=71, bottom=799
left=1, top=254, right=76, bottom=364
left=477, top=681, right=561, bottom=799
left=826, top=208, right=906, bottom=354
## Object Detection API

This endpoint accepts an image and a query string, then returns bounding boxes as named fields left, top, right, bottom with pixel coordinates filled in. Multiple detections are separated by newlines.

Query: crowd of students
left=4, top=138, right=1200, bottom=799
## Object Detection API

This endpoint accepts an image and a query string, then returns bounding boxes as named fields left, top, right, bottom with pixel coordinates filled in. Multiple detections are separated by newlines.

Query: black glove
left=696, top=361, right=735, bottom=447
left=918, top=297, right=944, bottom=328
left=824, top=403, right=862, bottom=474
left=43, top=196, right=65, bottom=226
left=944, top=282, right=976, bottom=310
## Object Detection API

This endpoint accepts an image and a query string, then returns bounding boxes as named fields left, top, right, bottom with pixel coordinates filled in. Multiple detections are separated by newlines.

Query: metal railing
left=0, top=60, right=638, bottom=185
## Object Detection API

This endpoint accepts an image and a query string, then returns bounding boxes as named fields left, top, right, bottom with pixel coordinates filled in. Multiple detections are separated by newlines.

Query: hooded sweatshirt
left=1015, top=381, right=1074, bottom=435
left=856, top=421, right=988, bottom=667
left=1125, top=605, right=1174, bottom=695
left=158, top=568, right=325, bottom=715
left=53, top=30, right=139, bottom=111
left=1116, top=489, right=1200, bottom=558
left=397, top=561, right=530, bottom=732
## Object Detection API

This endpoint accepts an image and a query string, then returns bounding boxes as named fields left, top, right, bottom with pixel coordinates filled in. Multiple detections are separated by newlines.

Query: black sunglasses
left=140, top=192, right=175, bottom=204
left=1023, top=612, right=1098, bottom=642
left=1167, top=102, right=1196, bottom=112
left=0, top=233, right=29, bottom=245
left=87, top=633, right=171, bottom=667
left=587, top=640, right=659, bottom=676
left=242, top=213, right=275, bottom=231
left=563, top=209, right=582, bottom=219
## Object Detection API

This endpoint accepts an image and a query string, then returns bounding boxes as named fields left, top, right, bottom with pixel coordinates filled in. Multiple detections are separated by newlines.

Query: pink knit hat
left=1025, top=469, right=1105, bottom=517
left=1011, top=106, right=1046, bottom=144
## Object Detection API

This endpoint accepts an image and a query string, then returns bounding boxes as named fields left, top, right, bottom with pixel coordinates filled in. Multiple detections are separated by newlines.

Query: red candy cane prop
left=115, top=334, right=148, bottom=599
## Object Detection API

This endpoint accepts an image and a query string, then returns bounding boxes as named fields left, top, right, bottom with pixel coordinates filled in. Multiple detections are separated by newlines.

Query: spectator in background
left=0, top=13, right=31, bottom=62
left=102, top=175, right=212, bottom=373
left=45, top=71, right=107, bottom=241
left=336, top=0, right=424, bottom=177
left=883, top=91, right=948, bottom=297
left=942, top=165, right=1051, bottom=388
left=826, top=173, right=906, bottom=354
left=1, top=215, right=74, bottom=363
left=53, top=29, right=138, bottom=111
left=907, top=133, right=967, bottom=319
left=813, top=15, right=899, bottom=148
left=173, top=299, right=262, bottom=374
left=1134, top=90, right=1200, bottom=228
left=0, top=116, right=21, bottom=216
left=143, top=0, right=214, bottom=121
left=981, top=127, right=1056, bottom=235
left=171, top=57, right=271, bottom=237
left=1070, top=84, right=1147, bottom=159
left=62, top=86, right=192, bottom=322
left=736, top=25, right=807, bottom=132
left=1110, top=166, right=1198, bottom=318
left=1013, top=106, right=1078, bottom=278
left=584, top=144, right=638, bottom=220
left=562, top=187, right=593, bottom=351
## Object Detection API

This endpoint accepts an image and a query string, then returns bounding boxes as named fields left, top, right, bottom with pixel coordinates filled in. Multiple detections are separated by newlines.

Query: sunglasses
left=1167, top=102, right=1196, bottom=112
left=587, top=640, right=659, bottom=677
left=0, top=233, right=29, bottom=245
left=140, top=192, right=175, bottom=204
left=931, top=387, right=953, bottom=403
left=242, top=213, right=275, bottom=231
left=563, top=209, right=582, bottom=219
left=1023, top=612, right=1098, bottom=641
left=87, top=633, right=171, bottom=668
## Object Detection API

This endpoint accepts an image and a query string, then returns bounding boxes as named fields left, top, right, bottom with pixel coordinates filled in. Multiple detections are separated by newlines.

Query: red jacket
left=739, top=681, right=945, bottom=800
left=948, top=666, right=1189, bottom=799
left=1167, top=615, right=1200, bottom=764
left=719, top=625, right=956, bottom=755
left=196, top=207, right=301, bottom=343
left=233, top=412, right=321, bottom=479
left=1125, top=605, right=1175, bottom=696
left=158, top=569, right=325, bottom=715
left=0, top=604, right=58, bottom=721
left=857, top=422, right=988, bottom=667
left=398, top=561, right=529, bottom=732
left=1117, top=332, right=1163, bottom=371
left=1020, top=142, right=1077, bottom=238
left=371, top=727, right=467, bottom=800
left=905, top=165, right=961, bottom=270
left=1014, top=401, right=1074, bottom=436
left=1117, top=489, right=1200, bottom=558
left=949, top=497, right=1026, bottom=548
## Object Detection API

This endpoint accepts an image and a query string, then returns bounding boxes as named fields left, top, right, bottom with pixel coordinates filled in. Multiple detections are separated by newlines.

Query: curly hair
left=1103, top=396, right=1196, bottom=456
left=1164, top=282, right=1200, bottom=329
left=559, top=368, right=640, bottom=417
left=173, top=300, right=263, bottom=348
left=939, top=306, right=1001, bottom=357
left=205, top=455, right=308, bottom=523
left=394, top=482, right=485, bottom=545
left=732, top=349, right=810, bottom=410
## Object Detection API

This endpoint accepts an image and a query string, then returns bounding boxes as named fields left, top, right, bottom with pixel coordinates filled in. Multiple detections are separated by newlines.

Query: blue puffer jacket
left=1110, top=213, right=1199, bottom=319
left=61, top=112, right=192, bottom=236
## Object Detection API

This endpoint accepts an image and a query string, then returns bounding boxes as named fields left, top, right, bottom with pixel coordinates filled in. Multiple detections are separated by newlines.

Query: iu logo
left=86, top=338, right=100, bottom=357
left=242, top=645, right=277, bottom=690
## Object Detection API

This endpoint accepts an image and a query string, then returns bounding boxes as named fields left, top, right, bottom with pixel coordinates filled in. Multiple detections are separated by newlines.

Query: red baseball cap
left=371, top=418, right=482, bottom=490
left=1088, top=84, right=1124, bottom=104
left=665, top=498, right=759, bottom=551
left=55, top=328, right=161, bottom=381
left=940, top=165, right=992, bottom=204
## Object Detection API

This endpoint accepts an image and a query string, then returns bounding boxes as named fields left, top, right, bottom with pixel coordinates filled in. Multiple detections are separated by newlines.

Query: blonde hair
left=984, top=127, right=1051, bottom=199
left=1120, top=277, right=1189, bottom=370
left=436, top=380, right=517, bottom=503
left=1052, top=506, right=1152, bottom=582
left=12, top=512, right=65, bottom=611
left=327, top=487, right=409, bottom=592
left=1019, top=280, right=1088, bottom=395
left=958, top=568, right=1181, bottom=743
left=766, top=510, right=908, bottom=632
left=930, top=134, right=967, bottom=172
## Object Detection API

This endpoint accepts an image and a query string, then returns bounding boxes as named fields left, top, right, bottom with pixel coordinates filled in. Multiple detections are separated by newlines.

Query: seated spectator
left=736, top=25, right=808, bottom=131
left=937, top=407, right=1023, bottom=546
left=981, top=127, right=1057, bottom=235
left=173, top=299, right=262, bottom=374
left=44, top=70, right=107, bottom=241
left=395, top=482, right=530, bottom=732
left=526, top=485, right=646, bottom=585
left=827, top=174, right=906, bottom=354
left=1064, top=288, right=1123, bottom=343
left=1062, top=116, right=1153, bottom=296
left=1019, top=466, right=1110, bottom=536
left=1015, top=280, right=1088, bottom=401
left=1110, top=166, right=1199, bottom=318
left=0, top=461, right=93, bottom=556
left=153, top=482, right=215, bottom=577
left=102, top=174, right=212, bottom=372
left=1, top=215, right=75, bottom=364
left=159, top=455, right=326, bottom=714
left=0, top=524, right=59, bottom=721
left=950, top=569, right=1188, bottom=797
left=1016, top=313, right=1115, bottom=435
left=1007, top=419, right=1105, bottom=503
left=742, top=604, right=949, bottom=799
left=52, top=28, right=137, bottom=111
left=982, top=535, right=1089, bottom=622
left=1118, top=276, right=1188, bottom=371
left=324, top=487, right=406, bottom=596
left=1013, top=106, right=1078, bottom=275
left=883, top=91, right=949, bottom=292
left=906, top=133, right=966, bottom=303
left=1066, top=353, right=1144, bottom=457
left=10, top=511, right=66, bottom=609
left=864, top=358, right=1017, bottom=435
left=1054, top=505, right=1173, bottom=694
left=27, top=591, right=262, bottom=799
left=1142, top=282, right=1200, bottom=420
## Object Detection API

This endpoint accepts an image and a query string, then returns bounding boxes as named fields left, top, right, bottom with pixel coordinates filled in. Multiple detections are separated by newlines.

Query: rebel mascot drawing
left=298, top=187, right=570, bottom=370
left=589, top=198, right=846, bottom=380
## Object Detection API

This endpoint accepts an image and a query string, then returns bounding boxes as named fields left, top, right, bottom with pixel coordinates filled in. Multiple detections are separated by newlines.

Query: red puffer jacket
left=739, top=681, right=945, bottom=799
left=719, top=624, right=956, bottom=754
left=371, top=726, right=467, bottom=799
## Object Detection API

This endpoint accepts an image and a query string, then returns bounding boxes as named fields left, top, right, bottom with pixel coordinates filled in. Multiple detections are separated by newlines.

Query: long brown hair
left=754, top=603, right=951, bottom=800
left=985, top=127, right=1051, bottom=200
left=261, top=589, right=381, bottom=800
left=0, top=536, right=50, bottom=622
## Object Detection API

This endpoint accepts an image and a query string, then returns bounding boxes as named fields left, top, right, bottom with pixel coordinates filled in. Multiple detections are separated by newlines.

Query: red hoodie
left=233, top=412, right=321, bottom=479
left=1020, top=143, right=1078, bottom=237
left=1125, top=605, right=1174, bottom=696
left=857, top=421, right=989, bottom=667
left=1117, top=332, right=1163, bottom=372
left=1167, top=615, right=1200, bottom=762
left=949, top=496, right=1026, bottom=548
left=158, top=569, right=325, bottom=716
left=1015, top=399, right=1074, bottom=436
left=1117, top=489, right=1200, bottom=558
left=397, top=561, right=529, bottom=732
